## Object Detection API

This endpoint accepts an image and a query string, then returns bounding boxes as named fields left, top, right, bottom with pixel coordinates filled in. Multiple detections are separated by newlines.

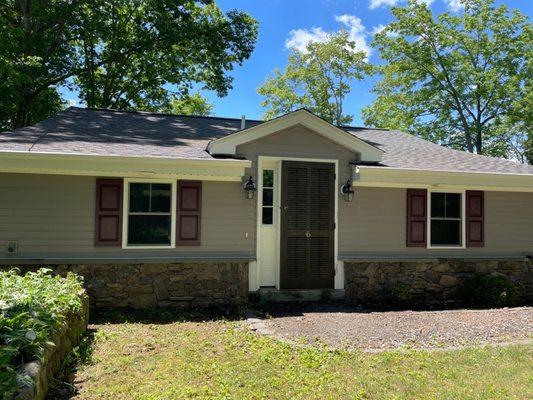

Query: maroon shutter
left=95, top=178, right=123, bottom=246
left=406, top=189, right=427, bottom=247
left=466, top=190, right=484, bottom=247
left=177, top=181, right=202, bottom=246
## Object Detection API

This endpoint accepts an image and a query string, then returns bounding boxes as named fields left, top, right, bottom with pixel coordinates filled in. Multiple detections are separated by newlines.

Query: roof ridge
left=72, top=106, right=264, bottom=123
left=341, top=125, right=390, bottom=131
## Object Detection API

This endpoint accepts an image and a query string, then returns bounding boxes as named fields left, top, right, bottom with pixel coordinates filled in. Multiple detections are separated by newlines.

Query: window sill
left=427, top=245, right=466, bottom=250
left=122, top=245, right=174, bottom=250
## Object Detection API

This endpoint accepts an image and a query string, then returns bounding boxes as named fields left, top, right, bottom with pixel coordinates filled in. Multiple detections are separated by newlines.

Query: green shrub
left=459, top=273, right=520, bottom=308
left=0, top=268, right=85, bottom=399
left=391, top=281, right=412, bottom=307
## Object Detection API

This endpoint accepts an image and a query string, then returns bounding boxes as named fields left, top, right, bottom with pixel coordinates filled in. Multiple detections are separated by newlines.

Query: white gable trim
left=207, top=109, right=383, bottom=162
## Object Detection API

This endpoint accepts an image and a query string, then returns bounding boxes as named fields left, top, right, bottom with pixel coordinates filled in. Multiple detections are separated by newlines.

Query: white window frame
left=122, top=178, right=177, bottom=249
left=261, top=169, right=275, bottom=226
left=427, top=189, right=466, bottom=249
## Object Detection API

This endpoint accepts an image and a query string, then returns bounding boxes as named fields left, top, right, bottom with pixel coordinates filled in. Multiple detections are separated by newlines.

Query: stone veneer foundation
left=344, top=259, right=532, bottom=306
left=4, top=262, right=249, bottom=309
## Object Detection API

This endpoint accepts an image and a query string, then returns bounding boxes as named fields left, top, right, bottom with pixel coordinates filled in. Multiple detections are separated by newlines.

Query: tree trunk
left=475, top=128, right=483, bottom=155
left=13, top=86, right=31, bottom=129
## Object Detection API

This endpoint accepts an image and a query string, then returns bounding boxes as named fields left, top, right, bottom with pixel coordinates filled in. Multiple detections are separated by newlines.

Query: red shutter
left=406, top=189, right=427, bottom=247
left=177, top=181, right=202, bottom=246
left=95, top=178, right=123, bottom=246
left=466, top=190, right=484, bottom=247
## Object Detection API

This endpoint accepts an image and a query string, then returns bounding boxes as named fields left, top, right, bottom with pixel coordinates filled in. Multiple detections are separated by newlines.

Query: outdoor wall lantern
left=340, top=179, right=355, bottom=202
left=244, top=176, right=256, bottom=199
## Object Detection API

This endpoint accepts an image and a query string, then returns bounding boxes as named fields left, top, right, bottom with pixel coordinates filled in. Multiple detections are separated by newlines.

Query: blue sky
left=62, top=0, right=532, bottom=126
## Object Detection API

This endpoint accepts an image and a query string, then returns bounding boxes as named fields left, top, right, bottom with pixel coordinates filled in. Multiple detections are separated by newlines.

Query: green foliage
left=76, top=0, right=258, bottom=111
left=0, top=269, right=85, bottom=398
left=0, top=0, right=258, bottom=130
left=459, top=273, right=520, bottom=308
left=0, top=0, right=77, bottom=129
left=167, top=93, right=213, bottom=116
left=258, top=31, right=372, bottom=125
left=392, top=281, right=412, bottom=306
left=363, top=0, right=532, bottom=160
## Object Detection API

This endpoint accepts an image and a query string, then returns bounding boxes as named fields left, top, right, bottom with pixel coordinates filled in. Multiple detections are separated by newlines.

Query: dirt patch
left=260, top=304, right=533, bottom=351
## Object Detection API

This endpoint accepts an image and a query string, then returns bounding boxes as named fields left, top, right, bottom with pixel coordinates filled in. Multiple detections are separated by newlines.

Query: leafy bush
left=0, top=269, right=85, bottom=399
left=459, top=273, right=520, bottom=308
left=388, top=281, right=412, bottom=309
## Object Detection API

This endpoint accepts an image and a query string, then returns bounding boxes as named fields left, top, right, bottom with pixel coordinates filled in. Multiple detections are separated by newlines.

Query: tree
left=76, top=0, right=257, bottom=111
left=257, top=31, right=372, bottom=126
left=525, top=128, right=533, bottom=165
left=168, top=93, right=213, bottom=116
left=362, top=0, right=532, bottom=159
left=0, top=0, right=83, bottom=129
left=0, top=0, right=258, bottom=130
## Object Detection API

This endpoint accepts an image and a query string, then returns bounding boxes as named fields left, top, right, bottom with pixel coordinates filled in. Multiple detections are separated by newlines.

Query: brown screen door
left=280, top=161, right=335, bottom=289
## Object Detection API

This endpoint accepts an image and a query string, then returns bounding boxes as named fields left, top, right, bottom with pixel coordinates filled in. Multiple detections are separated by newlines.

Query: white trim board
left=354, top=166, right=533, bottom=192
left=208, top=109, right=383, bottom=163
left=0, top=151, right=250, bottom=181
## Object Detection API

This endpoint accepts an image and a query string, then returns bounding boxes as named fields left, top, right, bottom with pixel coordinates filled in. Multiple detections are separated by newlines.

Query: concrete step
left=256, top=288, right=345, bottom=303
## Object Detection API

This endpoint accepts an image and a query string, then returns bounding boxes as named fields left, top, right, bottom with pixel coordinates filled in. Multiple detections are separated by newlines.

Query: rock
left=439, top=275, right=459, bottom=287
left=125, top=284, right=154, bottom=294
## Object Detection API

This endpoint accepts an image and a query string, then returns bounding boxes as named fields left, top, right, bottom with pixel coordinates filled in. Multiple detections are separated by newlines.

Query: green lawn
left=72, top=313, right=533, bottom=400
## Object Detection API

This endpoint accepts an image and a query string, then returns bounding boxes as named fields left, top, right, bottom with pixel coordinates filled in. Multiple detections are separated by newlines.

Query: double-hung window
left=429, top=192, right=463, bottom=247
left=262, top=170, right=274, bottom=225
left=126, top=182, right=173, bottom=247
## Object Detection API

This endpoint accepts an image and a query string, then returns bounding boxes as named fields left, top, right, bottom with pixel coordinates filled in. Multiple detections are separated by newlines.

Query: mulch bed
left=258, top=304, right=533, bottom=351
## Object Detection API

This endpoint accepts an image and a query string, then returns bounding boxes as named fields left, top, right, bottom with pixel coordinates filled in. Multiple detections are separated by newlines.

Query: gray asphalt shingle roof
left=1, top=107, right=532, bottom=175
left=0, top=107, right=262, bottom=159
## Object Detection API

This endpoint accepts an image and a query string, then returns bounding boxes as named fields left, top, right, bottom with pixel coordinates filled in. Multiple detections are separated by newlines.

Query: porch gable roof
left=207, top=109, right=384, bottom=163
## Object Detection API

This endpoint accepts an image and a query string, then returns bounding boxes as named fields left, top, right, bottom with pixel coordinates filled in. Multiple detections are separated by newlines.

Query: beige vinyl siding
left=0, top=173, right=254, bottom=259
left=339, top=187, right=533, bottom=258
left=236, top=124, right=357, bottom=184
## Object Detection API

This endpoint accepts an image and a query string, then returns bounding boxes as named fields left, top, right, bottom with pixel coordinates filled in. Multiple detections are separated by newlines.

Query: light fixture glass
left=340, top=179, right=355, bottom=202
left=244, top=176, right=256, bottom=199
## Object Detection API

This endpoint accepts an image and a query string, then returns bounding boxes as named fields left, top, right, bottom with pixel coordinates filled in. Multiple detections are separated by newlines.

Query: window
left=262, top=170, right=274, bottom=225
left=430, top=192, right=463, bottom=246
left=127, top=182, right=172, bottom=246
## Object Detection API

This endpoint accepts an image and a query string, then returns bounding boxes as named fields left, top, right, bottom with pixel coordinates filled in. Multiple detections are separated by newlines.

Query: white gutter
left=0, top=151, right=251, bottom=181
left=353, top=165, right=533, bottom=193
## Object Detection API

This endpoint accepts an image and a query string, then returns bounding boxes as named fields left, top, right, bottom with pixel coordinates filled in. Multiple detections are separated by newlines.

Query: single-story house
left=0, top=107, right=532, bottom=308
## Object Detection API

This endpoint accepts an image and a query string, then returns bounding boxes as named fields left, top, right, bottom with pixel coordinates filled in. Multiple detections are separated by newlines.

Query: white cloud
left=416, top=0, right=435, bottom=5
left=334, top=14, right=371, bottom=57
left=285, top=14, right=371, bottom=58
left=444, top=0, right=464, bottom=12
left=370, top=23, right=400, bottom=38
left=369, top=0, right=399, bottom=10
left=285, top=27, right=330, bottom=53
left=370, top=24, right=386, bottom=35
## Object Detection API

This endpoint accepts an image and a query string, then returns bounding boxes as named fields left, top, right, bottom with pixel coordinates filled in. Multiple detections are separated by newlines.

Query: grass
left=70, top=310, right=533, bottom=400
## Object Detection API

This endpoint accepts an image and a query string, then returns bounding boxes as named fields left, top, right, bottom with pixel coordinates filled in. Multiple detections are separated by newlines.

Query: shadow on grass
left=46, top=328, right=97, bottom=400
left=89, top=305, right=245, bottom=325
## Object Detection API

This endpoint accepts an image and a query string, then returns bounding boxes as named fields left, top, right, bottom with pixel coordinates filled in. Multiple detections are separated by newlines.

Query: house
left=0, top=107, right=532, bottom=308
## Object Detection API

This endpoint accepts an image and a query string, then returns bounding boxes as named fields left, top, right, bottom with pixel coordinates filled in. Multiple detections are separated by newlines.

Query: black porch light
left=244, top=175, right=256, bottom=199
left=340, top=179, right=355, bottom=202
